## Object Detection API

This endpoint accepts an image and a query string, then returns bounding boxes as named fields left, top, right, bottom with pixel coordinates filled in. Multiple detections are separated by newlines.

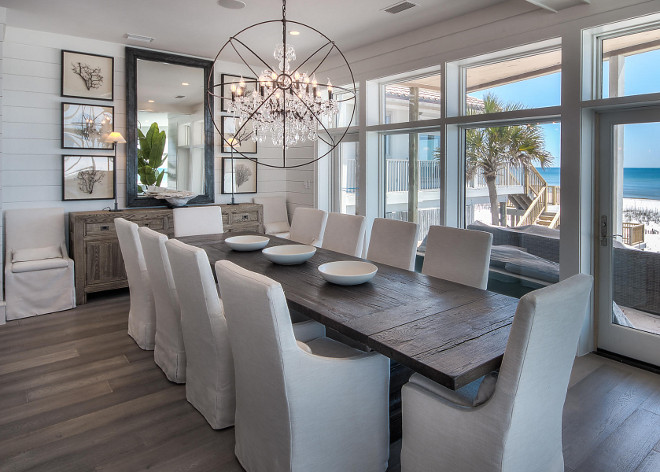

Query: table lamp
left=104, top=132, right=126, bottom=212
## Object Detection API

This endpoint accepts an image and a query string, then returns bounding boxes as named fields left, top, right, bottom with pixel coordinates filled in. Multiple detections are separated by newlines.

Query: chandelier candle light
left=211, top=0, right=356, bottom=169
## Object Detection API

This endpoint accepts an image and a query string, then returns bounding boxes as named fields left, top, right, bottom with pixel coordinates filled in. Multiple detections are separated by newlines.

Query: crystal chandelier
left=210, top=0, right=356, bottom=168
left=228, top=42, right=339, bottom=148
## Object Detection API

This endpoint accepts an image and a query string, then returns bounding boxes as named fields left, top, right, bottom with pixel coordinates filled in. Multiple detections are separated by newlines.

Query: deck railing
left=386, top=207, right=441, bottom=245
left=385, top=159, right=440, bottom=192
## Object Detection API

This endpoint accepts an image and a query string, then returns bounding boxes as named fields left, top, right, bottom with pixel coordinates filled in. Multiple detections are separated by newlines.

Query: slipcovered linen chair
left=322, top=212, right=367, bottom=257
left=166, top=240, right=325, bottom=429
left=4, top=208, right=75, bottom=320
left=172, top=206, right=223, bottom=238
left=287, top=207, right=327, bottom=246
left=367, top=218, right=419, bottom=270
left=216, top=259, right=390, bottom=472
left=422, top=225, right=493, bottom=289
left=138, top=227, right=186, bottom=383
left=115, top=218, right=156, bottom=350
left=253, top=196, right=290, bottom=237
left=400, top=274, right=593, bottom=472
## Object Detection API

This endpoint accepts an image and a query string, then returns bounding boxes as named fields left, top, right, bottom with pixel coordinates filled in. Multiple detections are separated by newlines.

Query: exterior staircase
left=508, top=166, right=560, bottom=229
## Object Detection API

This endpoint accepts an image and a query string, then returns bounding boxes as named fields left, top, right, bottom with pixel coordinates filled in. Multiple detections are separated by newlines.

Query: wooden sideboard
left=69, top=203, right=263, bottom=304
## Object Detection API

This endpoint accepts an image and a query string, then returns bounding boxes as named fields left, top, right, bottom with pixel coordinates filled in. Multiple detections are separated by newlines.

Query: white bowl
left=225, top=235, right=270, bottom=251
left=318, top=261, right=378, bottom=286
left=262, top=244, right=316, bottom=265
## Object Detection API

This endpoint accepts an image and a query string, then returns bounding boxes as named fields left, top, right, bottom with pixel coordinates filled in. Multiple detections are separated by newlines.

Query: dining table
left=179, top=231, right=519, bottom=390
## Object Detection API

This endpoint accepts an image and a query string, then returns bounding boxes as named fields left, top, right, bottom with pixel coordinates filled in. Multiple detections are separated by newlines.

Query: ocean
left=535, top=167, right=660, bottom=200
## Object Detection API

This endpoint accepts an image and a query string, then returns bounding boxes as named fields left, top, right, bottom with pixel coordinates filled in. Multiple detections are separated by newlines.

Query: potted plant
left=137, top=122, right=167, bottom=192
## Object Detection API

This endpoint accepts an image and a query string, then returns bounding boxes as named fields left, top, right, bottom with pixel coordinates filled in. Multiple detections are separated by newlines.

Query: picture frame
left=62, top=102, right=114, bottom=150
left=221, top=73, right=256, bottom=112
left=61, top=50, right=114, bottom=101
left=62, top=155, right=116, bottom=201
left=222, top=157, right=258, bottom=194
left=221, top=116, right=258, bottom=154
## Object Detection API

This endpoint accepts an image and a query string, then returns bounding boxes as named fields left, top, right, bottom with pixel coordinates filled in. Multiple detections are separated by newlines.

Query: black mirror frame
left=125, top=47, right=214, bottom=207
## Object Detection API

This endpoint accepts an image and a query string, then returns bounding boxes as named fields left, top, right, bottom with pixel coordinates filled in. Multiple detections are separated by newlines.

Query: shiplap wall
left=1, top=26, right=288, bottom=212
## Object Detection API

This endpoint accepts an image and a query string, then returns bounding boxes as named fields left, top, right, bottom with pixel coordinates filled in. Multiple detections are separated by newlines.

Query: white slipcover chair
left=322, top=213, right=367, bottom=257
left=215, top=259, right=390, bottom=472
left=252, top=196, right=290, bottom=237
left=4, top=208, right=75, bottom=321
left=166, top=239, right=324, bottom=429
left=115, top=218, right=157, bottom=350
left=400, top=274, right=593, bottom=472
left=138, top=227, right=186, bottom=383
left=422, top=225, right=493, bottom=289
left=367, top=218, right=419, bottom=271
left=172, top=206, right=223, bottom=238
left=165, top=238, right=234, bottom=429
left=288, top=207, right=327, bottom=246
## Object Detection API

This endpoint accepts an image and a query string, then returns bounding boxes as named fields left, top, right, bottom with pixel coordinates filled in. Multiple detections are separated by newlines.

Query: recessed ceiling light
left=148, top=99, right=155, bottom=103
left=218, top=0, right=246, bottom=9
left=181, top=82, right=189, bottom=86
left=289, top=30, right=300, bottom=36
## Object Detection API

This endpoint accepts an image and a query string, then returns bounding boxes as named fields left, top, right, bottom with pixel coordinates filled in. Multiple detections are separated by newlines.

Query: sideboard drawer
left=85, top=218, right=165, bottom=238
left=230, top=211, right=258, bottom=224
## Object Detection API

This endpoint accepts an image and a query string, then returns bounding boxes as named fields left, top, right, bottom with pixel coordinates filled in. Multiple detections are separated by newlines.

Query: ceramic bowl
left=262, top=244, right=317, bottom=265
left=318, top=261, right=378, bottom=285
left=225, top=235, right=270, bottom=251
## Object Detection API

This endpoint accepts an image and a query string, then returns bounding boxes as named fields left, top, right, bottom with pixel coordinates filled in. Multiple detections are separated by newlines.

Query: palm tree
left=461, top=93, right=552, bottom=226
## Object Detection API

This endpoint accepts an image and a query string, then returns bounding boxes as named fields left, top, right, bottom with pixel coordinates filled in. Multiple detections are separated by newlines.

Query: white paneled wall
left=2, top=27, right=127, bottom=213
left=0, top=8, right=5, bottom=318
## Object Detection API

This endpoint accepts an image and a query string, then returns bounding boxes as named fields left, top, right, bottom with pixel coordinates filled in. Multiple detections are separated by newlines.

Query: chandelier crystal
left=227, top=43, right=339, bottom=149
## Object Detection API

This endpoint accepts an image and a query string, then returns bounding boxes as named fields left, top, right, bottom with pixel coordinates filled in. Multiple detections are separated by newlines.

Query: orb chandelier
left=210, top=0, right=356, bottom=169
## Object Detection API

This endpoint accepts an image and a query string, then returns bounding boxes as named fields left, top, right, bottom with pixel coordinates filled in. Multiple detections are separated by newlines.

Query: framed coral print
left=62, top=103, right=114, bottom=150
left=62, top=50, right=114, bottom=101
left=222, top=157, right=258, bottom=194
left=62, top=155, right=116, bottom=201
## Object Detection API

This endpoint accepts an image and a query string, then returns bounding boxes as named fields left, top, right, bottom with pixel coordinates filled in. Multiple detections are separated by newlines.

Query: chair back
left=173, top=206, right=223, bottom=238
left=422, top=225, right=493, bottom=289
left=5, top=208, right=65, bottom=257
left=115, top=218, right=156, bottom=350
left=367, top=218, right=418, bottom=270
left=495, top=274, right=593, bottom=470
left=253, top=196, right=290, bottom=234
left=215, top=260, right=295, bottom=464
left=288, top=207, right=327, bottom=245
left=138, top=226, right=186, bottom=382
left=165, top=239, right=234, bottom=428
left=322, top=213, right=366, bottom=257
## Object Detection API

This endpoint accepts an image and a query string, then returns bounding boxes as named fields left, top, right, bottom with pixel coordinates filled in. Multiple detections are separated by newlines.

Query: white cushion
left=265, top=221, right=290, bottom=234
left=12, top=245, right=62, bottom=263
left=12, top=258, right=68, bottom=273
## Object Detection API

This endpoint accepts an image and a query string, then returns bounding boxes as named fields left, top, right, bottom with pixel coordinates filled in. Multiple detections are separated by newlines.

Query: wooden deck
left=0, top=290, right=658, bottom=472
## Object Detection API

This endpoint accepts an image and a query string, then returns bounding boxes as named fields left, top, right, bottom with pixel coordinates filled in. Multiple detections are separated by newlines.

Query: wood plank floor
left=0, top=290, right=658, bottom=471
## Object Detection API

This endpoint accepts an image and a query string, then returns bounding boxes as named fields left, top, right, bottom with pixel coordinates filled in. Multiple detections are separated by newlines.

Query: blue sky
left=468, top=48, right=660, bottom=168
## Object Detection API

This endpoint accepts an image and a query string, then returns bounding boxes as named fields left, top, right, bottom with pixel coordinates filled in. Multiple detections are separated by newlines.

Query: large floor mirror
left=126, top=47, right=214, bottom=207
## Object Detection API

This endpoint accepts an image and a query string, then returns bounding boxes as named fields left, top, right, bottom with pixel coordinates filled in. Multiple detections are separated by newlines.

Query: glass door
left=331, top=140, right=358, bottom=215
left=597, top=108, right=660, bottom=366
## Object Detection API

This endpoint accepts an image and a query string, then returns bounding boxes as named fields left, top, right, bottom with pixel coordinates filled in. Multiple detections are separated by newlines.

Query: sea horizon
left=535, top=167, right=660, bottom=200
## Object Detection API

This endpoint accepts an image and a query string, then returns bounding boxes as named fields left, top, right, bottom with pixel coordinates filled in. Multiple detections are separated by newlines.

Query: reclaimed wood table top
left=179, top=232, right=519, bottom=390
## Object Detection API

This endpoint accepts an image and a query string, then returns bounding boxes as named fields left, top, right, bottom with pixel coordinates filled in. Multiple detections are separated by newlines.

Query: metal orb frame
left=208, top=1, right=357, bottom=169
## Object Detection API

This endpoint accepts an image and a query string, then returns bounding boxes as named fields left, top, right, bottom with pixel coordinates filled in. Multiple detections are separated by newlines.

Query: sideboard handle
left=100, top=225, right=110, bottom=231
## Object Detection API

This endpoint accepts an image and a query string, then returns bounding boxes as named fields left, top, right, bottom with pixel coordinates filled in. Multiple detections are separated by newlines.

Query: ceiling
left=0, top=0, right=519, bottom=59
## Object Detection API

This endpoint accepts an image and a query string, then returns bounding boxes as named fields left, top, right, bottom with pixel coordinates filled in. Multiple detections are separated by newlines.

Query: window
left=333, top=141, right=358, bottom=215
left=383, top=131, right=441, bottom=246
left=600, top=26, right=660, bottom=99
left=464, top=48, right=561, bottom=114
left=382, top=73, right=441, bottom=124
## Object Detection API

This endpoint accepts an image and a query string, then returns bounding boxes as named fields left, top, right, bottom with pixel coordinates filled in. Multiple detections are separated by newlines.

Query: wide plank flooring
left=0, top=291, right=658, bottom=471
